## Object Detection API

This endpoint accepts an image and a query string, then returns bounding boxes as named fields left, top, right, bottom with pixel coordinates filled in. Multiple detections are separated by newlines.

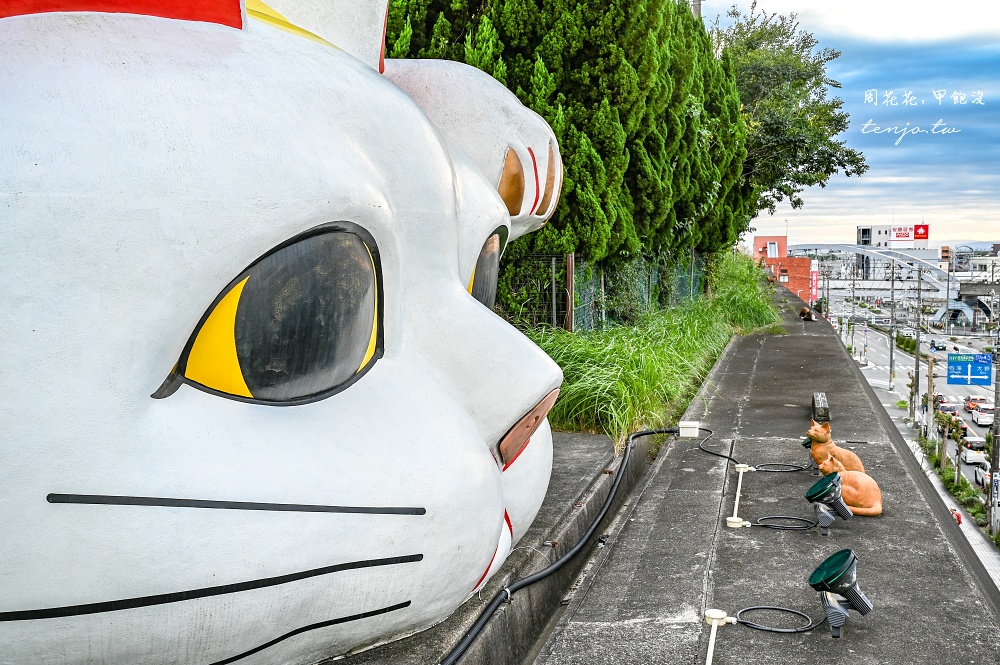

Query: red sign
left=0, top=0, right=243, bottom=28
left=810, top=261, right=819, bottom=304
left=914, top=224, right=929, bottom=240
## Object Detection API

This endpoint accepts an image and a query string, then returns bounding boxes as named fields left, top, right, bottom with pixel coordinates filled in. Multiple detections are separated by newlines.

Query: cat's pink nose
left=498, top=389, right=559, bottom=465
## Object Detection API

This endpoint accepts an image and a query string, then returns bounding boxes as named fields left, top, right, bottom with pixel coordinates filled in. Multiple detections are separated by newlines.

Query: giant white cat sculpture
left=0, top=1, right=564, bottom=663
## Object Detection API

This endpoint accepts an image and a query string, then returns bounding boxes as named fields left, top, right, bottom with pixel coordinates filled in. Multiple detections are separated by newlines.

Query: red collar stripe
left=1, top=0, right=243, bottom=29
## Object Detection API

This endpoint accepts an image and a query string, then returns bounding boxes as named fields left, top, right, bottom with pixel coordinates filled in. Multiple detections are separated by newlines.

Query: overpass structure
left=788, top=243, right=994, bottom=326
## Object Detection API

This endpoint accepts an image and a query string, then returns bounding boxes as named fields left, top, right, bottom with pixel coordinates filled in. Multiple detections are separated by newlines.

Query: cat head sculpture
left=817, top=455, right=846, bottom=475
left=0, top=1, right=563, bottom=663
left=808, top=419, right=833, bottom=444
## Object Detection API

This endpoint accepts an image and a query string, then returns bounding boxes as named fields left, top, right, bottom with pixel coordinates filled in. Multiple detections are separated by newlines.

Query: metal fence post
left=550, top=256, right=557, bottom=328
left=565, top=253, right=575, bottom=332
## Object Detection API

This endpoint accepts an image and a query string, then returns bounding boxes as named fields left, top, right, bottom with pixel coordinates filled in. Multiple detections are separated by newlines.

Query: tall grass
left=526, top=252, right=778, bottom=449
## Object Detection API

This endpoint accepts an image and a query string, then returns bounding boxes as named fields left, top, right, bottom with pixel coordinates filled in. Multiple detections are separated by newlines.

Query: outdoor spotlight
left=806, top=473, right=853, bottom=529
left=812, top=503, right=837, bottom=535
left=808, top=549, right=874, bottom=638
left=802, top=437, right=820, bottom=475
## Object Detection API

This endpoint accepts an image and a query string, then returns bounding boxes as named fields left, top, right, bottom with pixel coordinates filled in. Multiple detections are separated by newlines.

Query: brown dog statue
left=807, top=420, right=865, bottom=473
left=817, top=455, right=883, bottom=516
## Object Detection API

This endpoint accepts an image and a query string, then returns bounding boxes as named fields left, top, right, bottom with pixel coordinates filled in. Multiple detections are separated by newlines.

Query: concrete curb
left=451, top=434, right=653, bottom=665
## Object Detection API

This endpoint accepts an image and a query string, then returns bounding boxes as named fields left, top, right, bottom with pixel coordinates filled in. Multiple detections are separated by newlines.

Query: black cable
left=696, top=428, right=816, bottom=529
left=754, top=462, right=810, bottom=473
left=735, top=606, right=826, bottom=633
left=695, top=435, right=826, bottom=634
left=695, top=428, right=809, bottom=472
left=437, top=427, right=680, bottom=665
left=750, top=515, right=817, bottom=530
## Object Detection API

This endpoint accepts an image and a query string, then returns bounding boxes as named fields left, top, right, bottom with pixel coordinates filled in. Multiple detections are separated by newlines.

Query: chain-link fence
left=496, top=254, right=569, bottom=328
left=498, top=252, right=708, bottom=331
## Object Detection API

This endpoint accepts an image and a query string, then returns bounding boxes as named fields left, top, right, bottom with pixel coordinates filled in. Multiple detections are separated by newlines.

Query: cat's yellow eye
left=467, top=228, right=507, bottom=310
left=154, top=222, right=383, bottom=405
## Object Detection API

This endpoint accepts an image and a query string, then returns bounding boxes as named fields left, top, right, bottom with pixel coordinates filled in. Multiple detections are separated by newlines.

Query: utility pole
left=946, top=250, right=954, bottom=336
left=911, top=267, right=922, bottom=420
left=927, top=355, right=935, bottom=441
left=850, top=264, right=857, bottom=354
left=941, top=418, right=950, bottom=473
left=991, top=331, right=1000, bottom=535
left=889, top=260, right=896, bottom=391
left=825, top=268, right=831, bottom=318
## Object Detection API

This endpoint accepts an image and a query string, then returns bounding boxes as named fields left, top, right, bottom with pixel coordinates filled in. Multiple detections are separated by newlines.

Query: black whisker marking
left=0, top=555, right=422, bottom=621
left=47, top=494, right=425, bottom=516
left=209, top=601, right=412, bottom=665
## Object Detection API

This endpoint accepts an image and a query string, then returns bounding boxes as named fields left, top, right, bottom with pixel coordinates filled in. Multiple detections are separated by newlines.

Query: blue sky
left=711, top=1, right=1000, bottom=245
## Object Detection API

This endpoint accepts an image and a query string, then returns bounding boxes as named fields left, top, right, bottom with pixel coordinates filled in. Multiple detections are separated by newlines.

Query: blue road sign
left=947, top=353, right=993, bottom=386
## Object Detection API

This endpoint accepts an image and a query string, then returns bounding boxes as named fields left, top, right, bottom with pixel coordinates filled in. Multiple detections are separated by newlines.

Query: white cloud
left=711, top=1, right=1000, bottom=42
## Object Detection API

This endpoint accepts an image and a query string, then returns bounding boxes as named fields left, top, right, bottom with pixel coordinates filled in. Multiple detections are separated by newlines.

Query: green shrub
left=528, top=252, right=777, bottom=448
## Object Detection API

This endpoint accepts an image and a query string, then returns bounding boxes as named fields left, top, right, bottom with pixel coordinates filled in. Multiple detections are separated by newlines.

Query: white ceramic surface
left=0, top=5, right=563, bottom=664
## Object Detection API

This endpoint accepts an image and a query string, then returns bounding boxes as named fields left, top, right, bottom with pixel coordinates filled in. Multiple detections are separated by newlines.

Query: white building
left=856, top=223, right=930, bottom=249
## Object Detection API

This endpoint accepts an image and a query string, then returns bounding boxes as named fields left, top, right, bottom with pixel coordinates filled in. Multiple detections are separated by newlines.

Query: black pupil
left=234, top=232, right=375, bottom=401
left=471, top=234, right=500, bottom=309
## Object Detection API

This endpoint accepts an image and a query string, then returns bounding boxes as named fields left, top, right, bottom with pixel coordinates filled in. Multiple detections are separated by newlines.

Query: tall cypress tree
left=385, top=0, right=751, bottom=266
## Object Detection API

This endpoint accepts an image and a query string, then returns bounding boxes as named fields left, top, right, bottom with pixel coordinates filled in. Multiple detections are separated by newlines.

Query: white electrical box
left=679, top=421, right=700, bottom=438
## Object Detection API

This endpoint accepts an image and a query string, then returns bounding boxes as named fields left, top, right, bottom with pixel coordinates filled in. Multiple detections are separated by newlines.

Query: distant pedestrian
left=950, top=507, right=962, bottom=525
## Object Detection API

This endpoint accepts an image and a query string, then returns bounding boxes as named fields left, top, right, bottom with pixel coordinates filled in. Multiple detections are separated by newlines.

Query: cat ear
left=260, top=0, right=390, bottom=71
left=821, top=422, right=830, bottom=432
left=811, top=419, right=818, bottom=427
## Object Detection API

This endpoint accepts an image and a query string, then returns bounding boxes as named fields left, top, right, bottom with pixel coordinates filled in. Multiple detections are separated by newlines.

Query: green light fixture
left=805, top=473, right=852, bottom=535
left=809, top=549, right=873, bottom=637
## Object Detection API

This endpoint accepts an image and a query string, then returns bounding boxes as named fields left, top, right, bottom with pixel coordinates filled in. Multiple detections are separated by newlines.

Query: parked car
left=961, top=434, right=986, bottom=450
left=961, top=447, right=987, bottom=464
left=974, top=461, right=992, bottom=489
left=900, top=328, right=916, bottom=339
left=972, top=405, right=995, bottom=426
left=964, top=395, right=988, bottom=412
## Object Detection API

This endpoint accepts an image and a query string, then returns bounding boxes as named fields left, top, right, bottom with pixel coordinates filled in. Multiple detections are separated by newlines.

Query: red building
left=753, top=235, right=812, bottom=303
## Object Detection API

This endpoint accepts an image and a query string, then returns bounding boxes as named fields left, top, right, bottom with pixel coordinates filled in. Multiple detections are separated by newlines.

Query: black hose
left=735, top=605, right=825, bottom=633
left=437, top=427, right=679, bottom=665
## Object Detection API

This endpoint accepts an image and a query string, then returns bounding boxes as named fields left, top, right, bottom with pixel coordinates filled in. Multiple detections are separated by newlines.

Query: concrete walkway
left=536, top=289, right=1000, bottom=665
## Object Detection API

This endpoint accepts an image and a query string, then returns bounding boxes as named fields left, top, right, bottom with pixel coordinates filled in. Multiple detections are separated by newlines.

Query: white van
left=972, top=405, right=994, bottom=426
left=962, top=434, right=987, bottom=451
left=961, top=447, right=987, bottom=464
